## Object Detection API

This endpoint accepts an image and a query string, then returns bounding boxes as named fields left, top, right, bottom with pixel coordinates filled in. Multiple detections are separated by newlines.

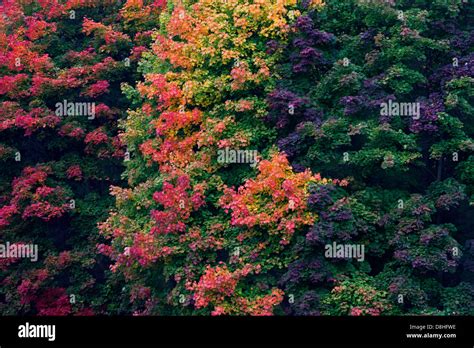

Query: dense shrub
left=1, top=0, right=473, bottom=316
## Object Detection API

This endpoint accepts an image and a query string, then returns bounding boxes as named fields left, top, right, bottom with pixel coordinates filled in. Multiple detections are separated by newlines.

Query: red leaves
left=190, top=264, right=240, bottom=309
left=189, top=264, right=284, bottom=315
left=25, top=17, right=56, bottom=41
left=3, top=166, right=71, bottom=223
left=150, top=175, right=205, bottom=235
left=66, top=165, right=83, bottom=181
left=65, top=47, right=97, bottom=64
left=219, top=153, right=320, bottom=244
left=85, top=128, right=108, bottom=145
left=82, top=79, right=110, bottom=97
left=35, top=288, right=72, bottom=316
left=0, top=204, right=18, bottom=228
left=154, top=109, right=202, bottom=137
left=0, top=0, right=165, bottom=317
left=12, top=166, right=51, bottom=205
left=0, top=74, right=29, bottom=97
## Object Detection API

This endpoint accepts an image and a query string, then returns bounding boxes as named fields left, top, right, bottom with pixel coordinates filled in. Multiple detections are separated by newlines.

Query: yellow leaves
left=254, top=56, right=270, bottom=77
left=308, top=0, right=325, bottom=10
left=120, top=108, right=151, bottom=143
left=140, top=0, right=309, bottom=185
left=110, top=187, right=135, bottom=208
left=231, top=33, right=250, bottom=48
left=234, top=17, right=249, bottom=29
left=150, top=0, right=303, bottom=90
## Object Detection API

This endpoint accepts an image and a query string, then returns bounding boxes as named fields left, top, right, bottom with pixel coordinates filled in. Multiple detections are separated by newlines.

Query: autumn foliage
left=1, top=0, right=473, bottom=316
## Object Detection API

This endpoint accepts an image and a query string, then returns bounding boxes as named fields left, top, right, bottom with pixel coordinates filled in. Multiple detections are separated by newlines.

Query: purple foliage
left=266, top=89, right=314, bottom=128
left=277, top=131, right=304, bottom=158
left=410, top=93, right=444, bottom=133
left=429, top=53, right=474, bottom=88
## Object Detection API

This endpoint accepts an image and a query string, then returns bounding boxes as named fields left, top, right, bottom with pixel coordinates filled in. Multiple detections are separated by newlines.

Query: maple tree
left=0, top=0, right=162, bottom=315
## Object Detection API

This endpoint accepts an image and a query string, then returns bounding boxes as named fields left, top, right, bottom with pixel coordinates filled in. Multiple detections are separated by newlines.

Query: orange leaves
left=154, top=109, right=202, bottom=137
left=122, top=0, right=145, bottom=8
left=190, top=264, right=240, bottom=309
left=167, top=7, right=197, bottom=40
left=83, top=18, right=131, bottom=52
left=219, top=153, right=323, bottom=244
left=178, top=226, right=224, bottom=252
left=150, top=7, right=204, bottom=69
left=24, top=18, right=56, bottom=41
left=99, top=0, right=326, bottom=315
left=138, top=74, right=183, bottom=109
left=234, top=288, right=284, bottom=316
left=81, top=79, right=110, bottom=97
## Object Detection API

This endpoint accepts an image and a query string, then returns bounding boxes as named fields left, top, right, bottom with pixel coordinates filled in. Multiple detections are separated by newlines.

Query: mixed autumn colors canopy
left=0, top=0, right=473, bottom=316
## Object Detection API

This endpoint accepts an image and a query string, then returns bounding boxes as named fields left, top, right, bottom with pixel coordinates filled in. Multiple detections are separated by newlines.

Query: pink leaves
left=82, top=80, right=110, bottom=98
left=0, top=74, right=29, bottom=97
left=4, top=166, right=71, bottom=222
left=35, top=288, right=72, bottom=316
left=66, top=165, right=83, bottom=181
left=189, top=264, right=284, bottom=315
left=150, top=175, right=205, bottom=235
left=84, top=128, right=108, bottom=145
left=190, top=264, right=240, bottom=309
left=154, top=109, right=202, bottom=137
left=0, top=204, right=18, bottom=228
